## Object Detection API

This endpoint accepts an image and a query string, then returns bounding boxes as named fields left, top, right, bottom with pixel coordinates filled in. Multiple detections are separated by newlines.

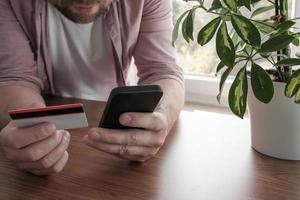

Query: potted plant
left=173, top=0, right=300, bottom=160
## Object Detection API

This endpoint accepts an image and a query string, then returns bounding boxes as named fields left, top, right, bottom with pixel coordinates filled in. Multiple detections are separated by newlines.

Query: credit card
left=8, top=103, right=89, bottom=130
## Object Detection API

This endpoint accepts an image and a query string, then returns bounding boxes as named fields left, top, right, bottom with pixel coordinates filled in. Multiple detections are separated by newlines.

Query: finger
left=5, top=130, right=64, bottom=162
left=83, top=135, right=158, bottom=158
left=16, top=131, right=70, bottom=171
left=1, top=122, right=56, bottom=149
left=50, top=151, right=69, bottom=173
left=119, top=112, right=167, bottom=132
left=86, top=128, right=164, bottom=147
left=29, top=151, right=69, bottom=176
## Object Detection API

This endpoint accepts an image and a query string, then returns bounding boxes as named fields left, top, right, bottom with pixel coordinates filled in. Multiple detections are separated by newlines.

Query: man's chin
left=66, top=13, right=100, bottom=24
left=49, top=0, right=114, bottom=23
left=56, top=7, right=101, bottom=24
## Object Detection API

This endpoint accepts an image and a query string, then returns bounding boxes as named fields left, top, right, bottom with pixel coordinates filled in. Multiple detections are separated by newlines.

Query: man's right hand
left=0, top=122, right=70, bottom=176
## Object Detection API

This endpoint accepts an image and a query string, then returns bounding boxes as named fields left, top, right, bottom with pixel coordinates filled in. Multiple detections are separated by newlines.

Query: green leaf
left=186, top=9, right=196, bottom=40
left=229, top=67, right=248, bottom=119
left=275, top=58, right=300, bottom=67
left=243, top=44, right=252, bottom=55
left=292, top=38, right=300, bottom=46
left=182, top=17, right=190, bottom=43
left=231, top=31, right=239, bottom=47
left=271, top=21, right=296, bottom=37
left=198, top=17, right=221, bottom=46
left=209, top=0, right=222, bottom=11
left=295, top=89, right=300, bottom=104
left=172, top=10, right=189, bottom=46
left=238, top=39, right=246, bottom=48
left=242, top=0, right=252, bottom=11
left=253, top=21, right=274, bottom=34
left=224, top=0, right=237, bottom=12
left=285, top=69, right=300, bottom=98
left=251, top=5, right=275, bottom=18
left=259, top=52, right=271, bottom=58
left=231, top=14, right=261, bottom=48
left=275, top=20, right=295, bottom=32
left=251, top=63, right=274, bottom=103
left=216, top=62, right=226, bottom=74
left=260, top=35, right=295, bottom=53
left=237, top=0, right=261, bottom=6
left=182, top=9, right=196, bottom=43
left=217, top=67, right=232, bottom=103
left=216, top=22, right=236, bottom=67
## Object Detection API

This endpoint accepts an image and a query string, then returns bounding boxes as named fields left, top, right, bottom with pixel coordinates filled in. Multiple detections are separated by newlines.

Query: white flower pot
left=248, top=81, right=300, bottom=160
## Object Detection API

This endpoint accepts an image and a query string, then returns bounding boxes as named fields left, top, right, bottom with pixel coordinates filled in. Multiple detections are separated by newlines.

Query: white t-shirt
left=47, top=2, right=118, bottom=101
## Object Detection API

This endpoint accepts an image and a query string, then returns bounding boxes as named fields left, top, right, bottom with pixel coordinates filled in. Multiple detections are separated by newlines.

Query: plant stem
left=275, top=0, right=281, bottom=64
left=273, top=0, right=291, bottom=81
left=280, top=0, right=292, bottom=80
left=275, top=0, right=279, bottom=16
left=267, top=58, right=284, bottom=81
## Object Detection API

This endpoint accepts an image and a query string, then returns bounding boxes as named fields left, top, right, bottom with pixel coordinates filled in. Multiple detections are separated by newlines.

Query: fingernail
left=120, top=114, right=131, bottom=125
left=63, top=131, right=70, bottom=141
left=57, top=130, right=63, bottom=137
left=64, top=131, right=70, bottom=138
left=89, top=131, right=101, bottom=140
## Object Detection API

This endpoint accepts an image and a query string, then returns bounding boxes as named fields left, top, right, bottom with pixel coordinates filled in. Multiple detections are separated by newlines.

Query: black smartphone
left=99, top=85, right=163, bottom=129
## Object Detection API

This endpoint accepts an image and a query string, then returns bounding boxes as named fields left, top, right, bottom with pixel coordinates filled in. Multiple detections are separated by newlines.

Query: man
left=0, top=0, right=184, bottom=176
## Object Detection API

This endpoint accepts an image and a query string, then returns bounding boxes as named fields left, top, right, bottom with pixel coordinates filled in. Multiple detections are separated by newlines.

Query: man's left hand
left=83, top=111, right=169, bottom=162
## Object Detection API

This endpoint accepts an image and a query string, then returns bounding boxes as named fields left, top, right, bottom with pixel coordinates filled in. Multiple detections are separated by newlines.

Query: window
left=172, top=0, right=225, bottom=106
left=173, top=0, right=296, bottom=106
left=293, top=0, right=300, bottom=58
left=173, top=0, right=219, bottom=76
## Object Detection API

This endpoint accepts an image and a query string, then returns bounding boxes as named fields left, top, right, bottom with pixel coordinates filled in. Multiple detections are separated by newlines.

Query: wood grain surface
left=0, top=96, right=300, bottom=200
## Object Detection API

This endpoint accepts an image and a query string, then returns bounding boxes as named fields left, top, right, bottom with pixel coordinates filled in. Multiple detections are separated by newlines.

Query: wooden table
left=1, top=96, right=300, bottom=200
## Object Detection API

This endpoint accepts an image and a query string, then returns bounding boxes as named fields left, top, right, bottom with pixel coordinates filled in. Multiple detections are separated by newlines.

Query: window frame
left=184, top=74, right=232, bottom=107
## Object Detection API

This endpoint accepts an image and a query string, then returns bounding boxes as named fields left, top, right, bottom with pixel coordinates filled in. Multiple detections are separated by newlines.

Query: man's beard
left=48, top=0, right=112, bottom=24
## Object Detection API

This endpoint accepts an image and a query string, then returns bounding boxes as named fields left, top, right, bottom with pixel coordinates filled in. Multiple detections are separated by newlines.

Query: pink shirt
left=0, top=0, right=184, bottom=95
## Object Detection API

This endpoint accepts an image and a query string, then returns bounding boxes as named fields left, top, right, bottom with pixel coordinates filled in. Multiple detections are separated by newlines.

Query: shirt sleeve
left=0, top=0, right=43, bottom=93
left=133, top=0, right=184, bottom=87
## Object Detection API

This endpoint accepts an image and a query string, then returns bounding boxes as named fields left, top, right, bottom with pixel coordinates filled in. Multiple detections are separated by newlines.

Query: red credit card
left=8, top=103, right=89, bottom=130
